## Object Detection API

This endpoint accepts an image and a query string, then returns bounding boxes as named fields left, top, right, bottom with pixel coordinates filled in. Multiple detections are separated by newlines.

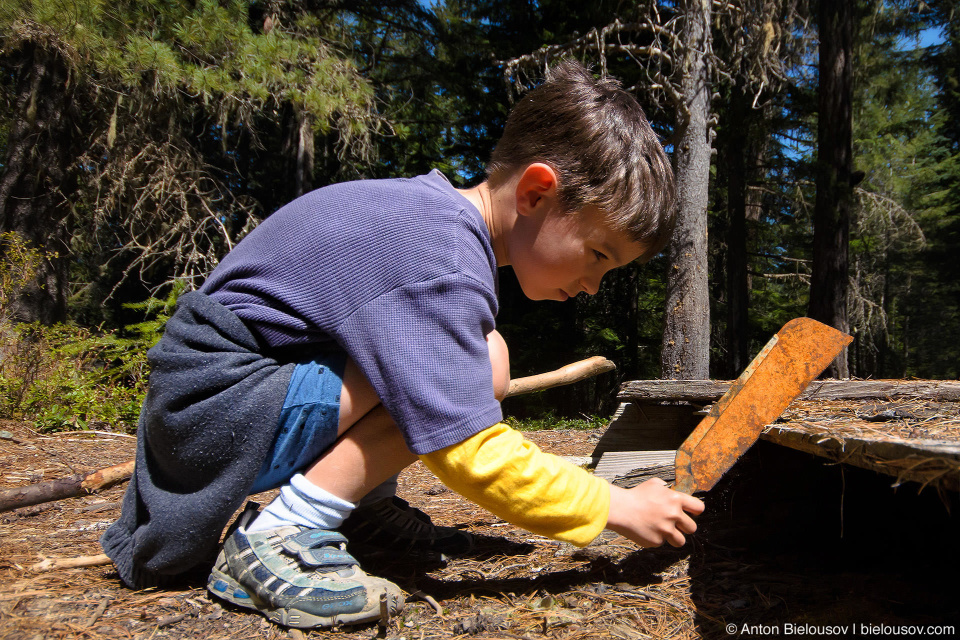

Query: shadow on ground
left=688, top=442, right=960, bottom=639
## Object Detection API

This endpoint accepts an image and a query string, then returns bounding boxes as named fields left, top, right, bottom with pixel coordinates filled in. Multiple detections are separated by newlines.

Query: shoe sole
left=208, top=565, right=403, bottom=629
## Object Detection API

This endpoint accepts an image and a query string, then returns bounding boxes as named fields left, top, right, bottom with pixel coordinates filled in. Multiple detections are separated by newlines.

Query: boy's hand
left=606, top=479, right=705, bottom=548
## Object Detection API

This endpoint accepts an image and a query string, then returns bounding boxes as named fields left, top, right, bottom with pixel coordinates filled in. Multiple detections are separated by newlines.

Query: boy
left=101, top=60, right=704, bottom=629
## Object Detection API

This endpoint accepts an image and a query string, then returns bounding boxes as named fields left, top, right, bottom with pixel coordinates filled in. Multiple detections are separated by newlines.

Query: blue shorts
left=249, top=349, right=348, bottom=493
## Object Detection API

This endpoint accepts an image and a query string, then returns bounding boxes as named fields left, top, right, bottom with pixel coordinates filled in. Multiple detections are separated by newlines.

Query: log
left=0, top=461, right=134, bottom=513
left=507, top=356, right=615, bottom=397
left=618, top=379, right=960, bottom=403
left=0, top=357, right=615, bottom=513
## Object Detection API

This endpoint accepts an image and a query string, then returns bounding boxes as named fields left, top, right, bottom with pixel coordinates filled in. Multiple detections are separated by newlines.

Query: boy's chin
left=522, top=287, right=571, bottom=302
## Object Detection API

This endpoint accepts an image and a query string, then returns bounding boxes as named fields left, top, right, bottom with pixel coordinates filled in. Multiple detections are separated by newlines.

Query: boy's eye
left=593, top=249, right=607, bottom=261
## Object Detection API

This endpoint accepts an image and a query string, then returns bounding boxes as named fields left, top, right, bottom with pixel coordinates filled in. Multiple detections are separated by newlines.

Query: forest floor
left=1, top=418, right=958, bottom=640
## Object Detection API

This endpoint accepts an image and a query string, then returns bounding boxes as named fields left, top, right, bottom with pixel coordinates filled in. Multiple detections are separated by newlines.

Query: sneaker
left=338, top=496, right=474, bottom=562
left=207, top=509, right=404, bottom=629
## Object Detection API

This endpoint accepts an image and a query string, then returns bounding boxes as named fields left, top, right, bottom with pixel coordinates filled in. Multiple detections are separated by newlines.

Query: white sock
left=247, top=473, right=356, bottom=533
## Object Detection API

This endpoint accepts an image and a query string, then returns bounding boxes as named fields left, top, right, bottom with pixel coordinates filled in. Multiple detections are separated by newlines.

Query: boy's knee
left=487, top=330, right=510, bottom=401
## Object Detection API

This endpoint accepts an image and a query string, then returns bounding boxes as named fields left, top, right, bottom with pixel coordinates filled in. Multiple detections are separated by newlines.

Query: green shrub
left=503, top=413, right=608, bottom=432
left=0, top=233, right=182, bottom=432
left=0, top=322, right=149, bottom=432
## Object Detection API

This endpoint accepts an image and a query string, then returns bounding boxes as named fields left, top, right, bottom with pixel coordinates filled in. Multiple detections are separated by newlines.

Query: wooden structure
left=593, top=379, right=960, bottom=493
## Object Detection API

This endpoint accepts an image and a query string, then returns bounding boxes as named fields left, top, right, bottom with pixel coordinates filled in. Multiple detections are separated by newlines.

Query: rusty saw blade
left=673, top=317, right=852, bottom=494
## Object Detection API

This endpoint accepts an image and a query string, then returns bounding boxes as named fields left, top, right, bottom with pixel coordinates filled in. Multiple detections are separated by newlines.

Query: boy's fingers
left=683, top=495, right=705, bottom=515
left=666, top=530, right=686, bottom=548
left=677, top=512, right=698, bottom=535
left=672, top=491, right=705, bottom=515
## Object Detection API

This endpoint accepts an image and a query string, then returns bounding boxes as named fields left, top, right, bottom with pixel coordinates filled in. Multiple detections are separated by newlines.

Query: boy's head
left=487, top=60, right=676, bottom=261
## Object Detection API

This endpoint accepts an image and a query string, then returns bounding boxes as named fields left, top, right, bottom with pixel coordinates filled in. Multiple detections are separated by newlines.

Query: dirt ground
left=1, top=418, right=958, bottom=640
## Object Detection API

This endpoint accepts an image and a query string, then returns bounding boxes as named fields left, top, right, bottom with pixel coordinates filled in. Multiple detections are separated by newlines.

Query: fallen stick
left=157, top=611, right=193, bottom=627
left=31, top=552, right=111, bottom=572
left=506, top=355, right=615, bottom=397
left=1, top=356, right=614, bottom=514
left=0, top=461, right=134, bottom=513
left=85, top=596, right=111, bottom=628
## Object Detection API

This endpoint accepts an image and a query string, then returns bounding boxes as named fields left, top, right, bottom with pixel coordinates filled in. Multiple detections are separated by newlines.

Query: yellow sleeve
left=419, top=422, right=610, bottom=547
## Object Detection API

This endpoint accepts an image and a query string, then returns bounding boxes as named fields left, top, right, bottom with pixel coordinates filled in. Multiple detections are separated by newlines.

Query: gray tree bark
left=662, top=0, right=712, bottom=380
left=295, top=110, right=315, bottom=198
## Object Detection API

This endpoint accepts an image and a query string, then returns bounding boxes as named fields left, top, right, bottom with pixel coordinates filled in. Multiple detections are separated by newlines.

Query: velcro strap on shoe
left=296, top=545, right=358, bottom=569
left=281, top=529, right=349, bottom=554
left=281, top=529, right=358, bottom=570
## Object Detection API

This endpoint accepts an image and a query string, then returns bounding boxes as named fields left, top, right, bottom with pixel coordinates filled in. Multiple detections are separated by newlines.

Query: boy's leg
left=336, top=331, right=509, bottom=560
left=208, top=358, right=411, bottom=629
left=260, top=359, right=473, bottom=559
left=307, top=328, right=508, bottom=503
left=209, top=331, right=507, bottom=626
left=245, top=360, right=415, bottom=532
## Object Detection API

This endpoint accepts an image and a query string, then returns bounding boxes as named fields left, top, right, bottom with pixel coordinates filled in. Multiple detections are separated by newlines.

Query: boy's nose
left=579, top=275, right=601, bottom=296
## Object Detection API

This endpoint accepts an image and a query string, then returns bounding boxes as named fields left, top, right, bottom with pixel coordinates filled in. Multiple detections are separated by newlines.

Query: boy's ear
left=515, top=163, right=558, bottom=216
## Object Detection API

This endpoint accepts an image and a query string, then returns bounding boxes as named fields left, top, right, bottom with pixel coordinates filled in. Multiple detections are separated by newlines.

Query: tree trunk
left=0, top=45, right=77, bottom=324
left=725, top=88, right=750, bottom=377
left=623, top=265, right=639, bottom=380
left=809, top=0, right=855, bottom=378
left=662, top=0, right=712, bottom=380
left=295, top=109, right=315, bottom=198
left=723, top=90, right=767, bottom=377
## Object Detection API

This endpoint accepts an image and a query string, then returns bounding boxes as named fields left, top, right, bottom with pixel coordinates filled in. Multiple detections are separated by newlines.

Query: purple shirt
left=201, top=171, right=502, bottom=454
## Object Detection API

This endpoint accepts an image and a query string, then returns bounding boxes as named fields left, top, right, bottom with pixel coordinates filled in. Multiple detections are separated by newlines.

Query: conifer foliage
left=0, top=0, right=377, bottom=321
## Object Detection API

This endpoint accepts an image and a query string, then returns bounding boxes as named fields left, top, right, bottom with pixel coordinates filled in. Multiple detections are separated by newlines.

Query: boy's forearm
left=420, top=422, right=609, bottom=547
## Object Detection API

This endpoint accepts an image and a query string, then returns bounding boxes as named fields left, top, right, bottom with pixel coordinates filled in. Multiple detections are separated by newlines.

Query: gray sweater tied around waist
left=100, top=291, right=295, bottom=588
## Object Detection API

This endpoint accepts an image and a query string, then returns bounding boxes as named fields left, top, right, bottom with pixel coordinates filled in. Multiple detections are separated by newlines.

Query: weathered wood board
left=760, top=424, right=960, bottom=493
left=590, top=401, right=700, bottom=458
left=619, top=379, right=960, bottom=403
left=592, top=450, right=676, bottom=486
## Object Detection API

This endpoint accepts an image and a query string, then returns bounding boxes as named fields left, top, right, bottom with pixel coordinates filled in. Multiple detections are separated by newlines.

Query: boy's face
left=510, top=204, right=645, bottom=302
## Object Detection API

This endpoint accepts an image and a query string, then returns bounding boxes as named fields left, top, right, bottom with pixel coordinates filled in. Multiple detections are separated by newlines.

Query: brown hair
left=487, top=60, right=676, bottom=260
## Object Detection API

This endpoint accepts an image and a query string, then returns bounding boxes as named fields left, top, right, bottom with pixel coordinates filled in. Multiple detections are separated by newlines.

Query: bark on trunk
left=725, top=88, right=750, bottom=377
left=662, top=0, right=712, bottom=380
left=809, top=0, right=855, bottom=378
left=723, top=89, right=767, bottom=376
left=295, top=110, right=315, bottom=198
left=0, top=44, right=77, bottom=324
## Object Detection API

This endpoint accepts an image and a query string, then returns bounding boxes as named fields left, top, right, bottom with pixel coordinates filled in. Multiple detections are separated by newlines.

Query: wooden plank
left=593, top=450, right=676, bottom=479
left=760, top=425, right=960, bottom=492
left=618, top=380, right=730, bottom=403
left=593, top=450, right=676, bottom=488
left=619, top=379, right=960, bottom=403
left=591, top=402, right=700, bottom=458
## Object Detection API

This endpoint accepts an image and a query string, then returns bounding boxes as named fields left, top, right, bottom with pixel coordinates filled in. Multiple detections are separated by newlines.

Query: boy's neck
left=457, top=182, right=511, bottom=267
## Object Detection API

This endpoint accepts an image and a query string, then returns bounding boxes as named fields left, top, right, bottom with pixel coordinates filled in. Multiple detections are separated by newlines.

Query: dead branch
left=31, top=552, right=111, bottom=572
left=506, top=356, right=615, bottom=397
left=0, top=461, right=134, bottom=513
